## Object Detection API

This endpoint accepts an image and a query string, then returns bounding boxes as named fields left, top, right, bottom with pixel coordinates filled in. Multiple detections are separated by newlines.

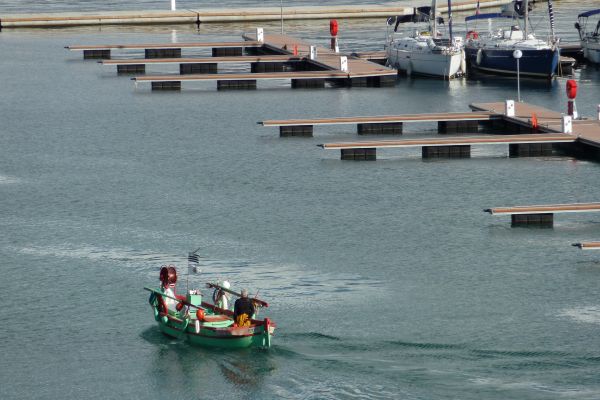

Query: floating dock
left=485, top=202, right=600, bottom=227
left=261, top=111, right=501, bottom=137
left=572, top=242, right=600, bottom=250
left=1, top=0, right=511, bottom=28
left=111, top=32, right=399, bottom=90
left=470, top=102, right=600, bottom=152
left=67, top=41, right=261, bottom=59
left=312, top=100, right=600, bottom=159
left=318, top=134, right=576, bottom=160
left=101, top=55, right=305, bottom=74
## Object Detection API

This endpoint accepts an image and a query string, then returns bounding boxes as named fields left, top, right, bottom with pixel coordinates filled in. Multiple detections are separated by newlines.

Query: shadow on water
left=140, top=327, right=276, bottom=391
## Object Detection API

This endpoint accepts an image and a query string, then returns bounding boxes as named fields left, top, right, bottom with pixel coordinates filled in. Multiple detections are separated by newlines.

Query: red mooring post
left=330, top=19, right=339, bottom=52
left=566, top=79, right=578, bottom=117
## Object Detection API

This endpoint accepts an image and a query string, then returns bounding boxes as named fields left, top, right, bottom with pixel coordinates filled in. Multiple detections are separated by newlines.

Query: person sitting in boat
left=233, top=288, right=255, bottom=327
left=213, top=280, right=231, bottom=310
left=162, top=283, right=177, bottom=312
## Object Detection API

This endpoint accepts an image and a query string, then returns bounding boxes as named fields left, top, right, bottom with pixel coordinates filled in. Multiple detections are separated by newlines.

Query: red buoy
left=566, top=79, right=578, bottom=100
left=330, top=19, right=338, bottom=37
left=196, top=309, right=205, bottom=321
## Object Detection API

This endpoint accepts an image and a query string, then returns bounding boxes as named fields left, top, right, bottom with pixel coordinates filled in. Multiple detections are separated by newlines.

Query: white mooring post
left=505, top=100, right=515, bottom=117
left=309, top=45, right=317, bottom=60
left=562, top=115, right=573, bottom=134
left=339, top=56, right=348, bottom=72
left=170, top=0, right=176, bottom=11
left=256, top=27, right=264, bottom=43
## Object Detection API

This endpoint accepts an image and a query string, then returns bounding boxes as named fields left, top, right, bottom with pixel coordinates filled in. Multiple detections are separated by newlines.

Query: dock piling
left=117, top=64, right=145, bottom=74
left=280, top=125, right=313, bottom=137
left=84, top=49, right=110, bottom=59
left=180, top=63, right=217, bottom=74
left=151, top=81, right=181, bottom=90
left=341, top=148, right=376, bottom=161
left=511, top=214, right=554, bottom=227
left=357, top=122, right=403, bottom=135
left=145, top=48, right=181, bottom=58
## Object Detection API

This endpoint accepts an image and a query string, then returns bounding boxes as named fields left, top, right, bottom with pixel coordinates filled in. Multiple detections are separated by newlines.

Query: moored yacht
left=463, top=0, right=559, bottom=79
left=386, top=1, right=464, bottom=79
left=575, top=9, right=600, bottom=64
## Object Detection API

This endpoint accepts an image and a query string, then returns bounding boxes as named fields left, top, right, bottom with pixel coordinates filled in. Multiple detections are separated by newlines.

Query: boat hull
left=156, top=313, right=274, bottom=349
left=387, top=47, right=463, bottom=78
left=465, top=47, right=559, bottom=78
left=582, top=40, right=600, bottom=64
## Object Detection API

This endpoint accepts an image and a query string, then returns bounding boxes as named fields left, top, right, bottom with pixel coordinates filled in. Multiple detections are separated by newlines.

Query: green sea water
left=1, top=1, right=600, bottom=399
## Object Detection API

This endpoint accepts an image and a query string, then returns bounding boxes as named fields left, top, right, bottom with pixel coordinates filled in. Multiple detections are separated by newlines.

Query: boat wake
left=559, top=305, right=600, bottom=325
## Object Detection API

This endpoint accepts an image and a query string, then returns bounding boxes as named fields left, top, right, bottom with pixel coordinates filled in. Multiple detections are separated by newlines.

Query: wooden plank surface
left=318, top=134, right=576, bottom=150
left=66, top=41, right=261, bottom=51
left=102, top=55, right=304, bottom=65
left=573, top=242, right=600, bottom=250
left=133, top=71, right=352, bottom=82
left=485, top=203, right=600, bottom=215
left=243, top=33, right=397, bottom=77
left=261, top=112, right=501, bottom=127
left=471, top=101, right=600, bottom=149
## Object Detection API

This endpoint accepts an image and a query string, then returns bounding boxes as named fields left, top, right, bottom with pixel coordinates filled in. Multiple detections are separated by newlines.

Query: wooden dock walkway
left=470, top=102, right=600, bottom=150
left=261, top=112, right=500, bottom=127
left=1, top=1, right=511, bottom=28
left=66, top=40, right=262, bottom=59
left=484, top=203, right=600, bottom=215
left=317, top=134, right=575, bottom=160
left=66, top=41, right=261, bottom=51
left=102, top=55, right=302, bottom=65
left=121, top=32, right=397, bottom=90
left=573, top=242, right=600, bottom=250
left=484, top=202, right=600, bottom=227
left=102, top=55, right=305, bottom=74
left=261, top=111, right=501, bottom=136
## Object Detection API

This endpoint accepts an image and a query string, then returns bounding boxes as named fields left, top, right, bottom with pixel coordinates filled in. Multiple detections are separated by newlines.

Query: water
left=1, top=1, right=600, bottom=399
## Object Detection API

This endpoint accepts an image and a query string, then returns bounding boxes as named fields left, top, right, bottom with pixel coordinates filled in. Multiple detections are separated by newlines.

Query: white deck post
left=309, top=45, right=317, bottom=60
left=562, top=115, right=572, bottom=134
left=339, top=56, right=348, bottom=72
left=505, top=100, right=515, bottom=117
left=170, top=0, right=176, bottom=11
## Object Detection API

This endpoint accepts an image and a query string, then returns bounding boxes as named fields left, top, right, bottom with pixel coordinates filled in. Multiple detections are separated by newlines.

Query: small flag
left=476, top=0, right=480, bottom=15
left=188, top=252, right=200, bottom=274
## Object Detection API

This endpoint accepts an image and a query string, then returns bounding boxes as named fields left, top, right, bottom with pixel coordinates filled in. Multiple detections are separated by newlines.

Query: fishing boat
left=145, top=264, right=275, bottom=349
left=464, top=0, right=559, bottom=78
left=385, top=0, right=465, bottom=78
left=575, top=9, right=600, bottom=64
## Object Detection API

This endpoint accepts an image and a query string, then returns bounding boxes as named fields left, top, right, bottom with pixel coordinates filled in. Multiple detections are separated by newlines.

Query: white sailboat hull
left=387, top=46, right=463, bottom=78
left=582, top=39, right=600, bottom=64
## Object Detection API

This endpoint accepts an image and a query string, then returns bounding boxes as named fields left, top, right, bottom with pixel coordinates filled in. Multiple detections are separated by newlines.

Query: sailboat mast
left=523, top=0, right=528, bottom=38
left=447, top=0, right=453, bottom=41
left=431, top=0, right=437, bottom=36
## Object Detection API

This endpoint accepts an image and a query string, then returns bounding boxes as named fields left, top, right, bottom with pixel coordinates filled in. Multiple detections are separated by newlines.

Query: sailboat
left=575, top=9, right=600, bottom=64
left=385, top=0, right=464, bottom=78
left=463, top=0, right=559, bottom=78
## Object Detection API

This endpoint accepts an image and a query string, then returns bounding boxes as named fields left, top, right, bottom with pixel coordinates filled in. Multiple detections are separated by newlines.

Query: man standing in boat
left=233, top=289, right=255, bottom=327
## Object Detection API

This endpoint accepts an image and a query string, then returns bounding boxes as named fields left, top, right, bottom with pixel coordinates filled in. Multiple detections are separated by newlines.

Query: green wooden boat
left=145, top=265, right=275, bottom=349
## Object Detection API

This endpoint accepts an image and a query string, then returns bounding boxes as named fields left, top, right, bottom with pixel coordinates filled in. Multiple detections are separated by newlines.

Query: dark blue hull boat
left=465, top=47, right=559, bottom=79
